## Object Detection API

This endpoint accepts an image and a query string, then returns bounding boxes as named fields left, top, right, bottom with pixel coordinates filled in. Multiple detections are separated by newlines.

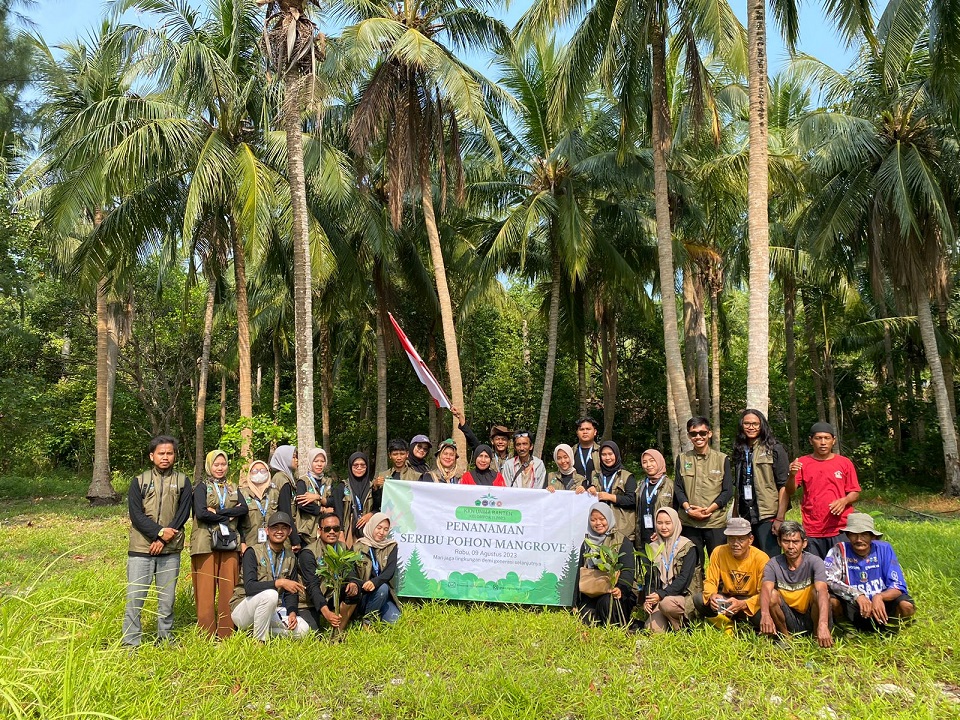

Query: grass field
left=1, top=474, right=958, bottom=719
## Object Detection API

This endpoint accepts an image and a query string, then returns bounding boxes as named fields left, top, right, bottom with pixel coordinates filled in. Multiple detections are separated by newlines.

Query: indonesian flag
left=388, top=313, right=452, bottom=409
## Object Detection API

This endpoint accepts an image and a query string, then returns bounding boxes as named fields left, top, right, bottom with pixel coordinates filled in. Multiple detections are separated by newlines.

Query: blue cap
left=410, top=434, right=432, bottom=447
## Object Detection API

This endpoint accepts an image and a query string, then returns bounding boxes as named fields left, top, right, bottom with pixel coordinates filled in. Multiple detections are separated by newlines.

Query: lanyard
left=577, top=446, right=592, bottom=474
left=211, top=481, right=228, bottom=510
left=253, top=495, right=270, bottom=519
left=601, top=471, right=617, bottom=494
left=369, top=548, right=380, bottom=576
left=643, top=477, right=664, bottom=509
left=744, top=448, right=753, bottom=484
left=266, top=547, right=285, bottom=580
left=663, top=539, right=681, bottom=576
left=350, top=482, right=364, bottom=516
left=308, top=473, right=327, bottom=497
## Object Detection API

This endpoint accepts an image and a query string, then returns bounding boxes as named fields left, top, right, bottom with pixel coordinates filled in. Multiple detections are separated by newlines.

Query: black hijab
left=599, top=440, right=623, bottom=477
left=408, top=445, right=431, bottom=474
left=470, top=445, right=498, bottom=486
left=347, top=451, right=372, bottom=500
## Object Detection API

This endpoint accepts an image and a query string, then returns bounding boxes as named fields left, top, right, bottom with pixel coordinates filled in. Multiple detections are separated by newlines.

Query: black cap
left=267, top=511, right=294, bottom=528
left=809, top=422, right=836, bottom=437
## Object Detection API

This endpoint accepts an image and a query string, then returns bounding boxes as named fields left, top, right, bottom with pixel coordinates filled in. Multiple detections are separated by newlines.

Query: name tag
left=219, top=523, right=230, bottom=535
left=743, top=485, right=753, bottom=501
left=258, top=527, right=267, bottom=543
left=643, top=513, right=654, bottom=529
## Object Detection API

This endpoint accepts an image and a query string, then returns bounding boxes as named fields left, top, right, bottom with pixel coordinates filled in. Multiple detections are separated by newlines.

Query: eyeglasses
left=688, top=430, right=710, bottom=438
left=742, top=422, right=761, bottom=429
left=514, top=432, right=530, bottom=439
left=321, top=526, right=342, bottom=533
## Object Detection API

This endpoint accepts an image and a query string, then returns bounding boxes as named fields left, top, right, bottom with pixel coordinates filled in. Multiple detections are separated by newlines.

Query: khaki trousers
left=191, top=551, right=239, bottom=638
left=645, top=595, right=689, bottom=633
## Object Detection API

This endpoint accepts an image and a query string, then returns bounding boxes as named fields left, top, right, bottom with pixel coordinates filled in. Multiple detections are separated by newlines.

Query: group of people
left=121, top=407, right=915, bottom=647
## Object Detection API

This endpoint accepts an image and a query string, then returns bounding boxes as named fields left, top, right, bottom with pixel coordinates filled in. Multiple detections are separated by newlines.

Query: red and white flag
left=388, top=313, right=451, bottom=409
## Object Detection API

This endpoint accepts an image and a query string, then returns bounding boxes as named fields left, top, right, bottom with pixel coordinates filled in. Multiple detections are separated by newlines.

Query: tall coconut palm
left=341, top=0, right=510, bottom=460
left=800, top=0, right=960, bottom=493
left=518, top=0, right=746, bottom=447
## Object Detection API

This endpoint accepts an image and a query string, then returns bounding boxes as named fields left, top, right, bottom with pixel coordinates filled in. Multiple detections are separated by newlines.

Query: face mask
left=250, top=470, right=270, bottom=483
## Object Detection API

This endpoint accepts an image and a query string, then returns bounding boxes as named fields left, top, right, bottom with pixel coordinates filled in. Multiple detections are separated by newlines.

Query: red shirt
left=460, top=471, right=505, bottom=487
left=795, top=454, right=860, bottom=537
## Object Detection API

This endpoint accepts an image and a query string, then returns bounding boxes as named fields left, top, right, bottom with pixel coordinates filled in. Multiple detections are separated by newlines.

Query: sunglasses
left=321, top=525, right=342, bottom=533
left=514, top=432, right=530, bottom=439
left=688, top=430, right=710, bottom=438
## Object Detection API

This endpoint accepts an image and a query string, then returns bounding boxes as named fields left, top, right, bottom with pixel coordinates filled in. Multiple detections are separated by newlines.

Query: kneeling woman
left=576, top=503, right=636, bottom=626
left=350, top=512, right=401, bottom=623
left=644, top=507, right=698, bottom=632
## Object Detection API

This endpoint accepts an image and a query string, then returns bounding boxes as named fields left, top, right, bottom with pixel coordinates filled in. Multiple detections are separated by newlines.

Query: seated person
left=644, top=508, right=699, bottom=633
left=229, top=512, right=309, bottom=641
left=461, top=445, right=505, bottom=486
left=546, top=443, right=587, bottom=492
left=694, top=517, right=769, bottom=633
left=378, top=439, right=423, bottom=481
left=350, top=512, right=401, bottom=624
left=575, top=503, right=636, bottom=626
left=298, top=513, right=361, bottom=631
left=825, top=512, right=916, bottom=631
left=759, top=521, right=833, bottom=647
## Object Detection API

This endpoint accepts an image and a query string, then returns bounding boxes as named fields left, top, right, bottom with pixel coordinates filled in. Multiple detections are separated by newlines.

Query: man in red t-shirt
left=788, top=422, right=861, bottom=559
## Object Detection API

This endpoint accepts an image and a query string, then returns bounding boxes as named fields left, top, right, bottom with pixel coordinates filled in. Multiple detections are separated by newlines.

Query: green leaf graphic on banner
left=382, top=480, right=417, bottom=533
left=396, top=566, right=566, bottom=605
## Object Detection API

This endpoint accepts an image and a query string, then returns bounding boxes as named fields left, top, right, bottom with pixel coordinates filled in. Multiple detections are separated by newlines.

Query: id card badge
left=258, top=527, right=267, bottom=543
left=743, top=484, right=753, bottom=501
left=219, top=523, right=230, bottom=535
left=643, top=513, right=654, bottom=529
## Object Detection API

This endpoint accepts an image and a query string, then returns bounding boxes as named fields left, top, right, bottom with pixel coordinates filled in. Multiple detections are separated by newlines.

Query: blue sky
left=31, top=0, right=856, bottom=72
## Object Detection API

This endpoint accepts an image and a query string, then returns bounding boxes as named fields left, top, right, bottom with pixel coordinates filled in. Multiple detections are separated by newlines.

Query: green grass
left=1, top=479, right=959, bottom=719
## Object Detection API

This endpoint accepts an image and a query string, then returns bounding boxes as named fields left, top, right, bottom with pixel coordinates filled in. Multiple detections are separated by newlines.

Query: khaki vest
left=573, top=444, right=601, bottom=484
left=189, top=480, right=242, bottom=555
left=678, top=449, right=728, bottom=529
left=378, top=465, right=423, bottom=482
left=354, top=539, right=400, bottom=606
left=295, top=475, right=338, bottom=553
left=738, top=445, right=780, bottom=521
left=230, top=543, right=297, bottom=610
left=594, top=469, right=636, bottom=543
left=239, top=484, right=282, bottom=547
left=547, top=471, right=586, bottom=491
left=128, top=469, right=188, bottom=554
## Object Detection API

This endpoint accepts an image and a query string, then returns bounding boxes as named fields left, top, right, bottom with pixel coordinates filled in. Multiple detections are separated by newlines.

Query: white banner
left=381, top=480, right=595, bottom=605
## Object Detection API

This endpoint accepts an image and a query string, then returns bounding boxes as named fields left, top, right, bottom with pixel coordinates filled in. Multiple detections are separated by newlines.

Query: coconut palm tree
left=800, top=0, right=960, bottom=493
left=340, top=0, right=510, bottom=460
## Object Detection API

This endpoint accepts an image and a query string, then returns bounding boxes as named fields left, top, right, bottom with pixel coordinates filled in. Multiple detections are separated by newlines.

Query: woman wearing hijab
left=586, top=441, right=637, bottom=544
left=238, top=459, right=282, bottom=550
left=644, top=507, right=699, bottom=632
left=350, top=512, right=401, bottom=624
left=546, top=444, right=587, bottom=492
left=190, top=449, right=248, bottom=638
left=342, top=452, right=381, bottom=548
left=425, top=439, right=461, bottom=483
left=270, top=445, right=303, bottom=548
left=732, top=409, right=792, bottom=557
left=575, top=503, right=636, bottom=626
left=635, top=448, right=675, bottom=601
left=294, top=448, right=344, bottom=554
left=461, top=445, right=505, bottom=486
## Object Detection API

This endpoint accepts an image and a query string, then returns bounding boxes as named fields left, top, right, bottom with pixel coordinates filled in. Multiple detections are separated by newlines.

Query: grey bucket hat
left=842, top=512, right=883, bottom=537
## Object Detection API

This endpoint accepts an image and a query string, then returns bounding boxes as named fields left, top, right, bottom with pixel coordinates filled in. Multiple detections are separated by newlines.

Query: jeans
left=360, top=584, right=401, bottom=623
left=122, top=553, right=181, bottom=646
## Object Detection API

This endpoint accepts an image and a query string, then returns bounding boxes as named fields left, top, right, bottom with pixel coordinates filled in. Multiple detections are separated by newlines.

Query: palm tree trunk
left=821, top=300, right=839, bottom=432
left=651, top=23, right=693, bottom=449
left=319, top=319, right=332, bottom=452
left=230, top=221, right=253, bottom=462
left=88, top=275, right=119, bottom=505
left=666, top=368, right=681, bottom=462
left=220, top=370, right=227, bottom=431
left=916, top=295, right=960, bottom=494
left=694, top=269, right=710, bottom=417
left=601, top=307, right=618, bottom=441
left=682, top=268, right=699, bottom=409
left=534, top=250, right=562, bottom=458
left=375, top=305, right=388, bottom=474
left=578, top=343, right=588, bottom=416
left=285, top=71, right=317, bottom=462
left=420, top=179, right=466, bottom=458
left=710, top=280, right=721, bottom=450
left=784, top=272, right=800, bottom=457
left=802, top=289, right=827, bottom=421
left=746, top=0, right=771, bottom=416
left=194, top=281, right=216, bottom=482
left=937, top=299, right=957, bottom=421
